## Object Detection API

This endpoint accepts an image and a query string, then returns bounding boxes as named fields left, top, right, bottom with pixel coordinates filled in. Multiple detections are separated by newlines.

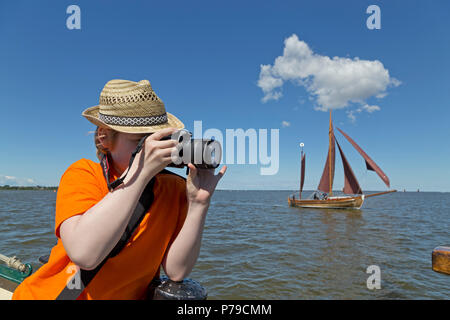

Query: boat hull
left=288, top=195, right=364, bottom=209
left=0, top=277, right=17, bottom=300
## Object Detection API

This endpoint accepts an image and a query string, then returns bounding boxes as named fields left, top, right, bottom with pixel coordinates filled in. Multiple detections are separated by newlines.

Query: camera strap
left=56, top=176, right=155, bottom=300
left=102, top=134, right=150, bottom=191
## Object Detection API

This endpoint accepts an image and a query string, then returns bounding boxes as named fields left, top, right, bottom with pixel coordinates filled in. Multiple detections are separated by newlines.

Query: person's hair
left=94, top=126, right=118, bottom=161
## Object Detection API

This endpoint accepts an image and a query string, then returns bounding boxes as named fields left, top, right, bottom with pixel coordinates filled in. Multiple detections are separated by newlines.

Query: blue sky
left=0, top=0, right=449, bottom=191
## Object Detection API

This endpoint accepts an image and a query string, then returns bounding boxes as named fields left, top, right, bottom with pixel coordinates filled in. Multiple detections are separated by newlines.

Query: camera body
left=161, top=129, right=222, bottom=169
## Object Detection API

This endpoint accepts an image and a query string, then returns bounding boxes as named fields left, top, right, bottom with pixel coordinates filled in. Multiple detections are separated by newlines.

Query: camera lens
left=202, top=140, right=221, bottom=168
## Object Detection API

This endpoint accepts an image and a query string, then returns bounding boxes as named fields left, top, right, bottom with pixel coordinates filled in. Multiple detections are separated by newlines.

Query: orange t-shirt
left=12, top=158, right=188, bottom=300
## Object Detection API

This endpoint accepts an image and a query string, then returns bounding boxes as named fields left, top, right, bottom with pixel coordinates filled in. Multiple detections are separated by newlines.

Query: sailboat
left=288, top=111, right=396, bottom=209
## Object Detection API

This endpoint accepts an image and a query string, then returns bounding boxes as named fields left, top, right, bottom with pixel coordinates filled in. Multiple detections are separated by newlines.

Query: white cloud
left=258, top=34, right=400, bottom=113
left=360, top=104, right=380, bottom=113
left=261, top=91, right=282, bottom=103
left=281, top=121, right=291, bottom=127
left=346, top=104, right=380, bottom=122
left=347, top=111, right=357, bottom=123
left=0, top=175, right=37, bottom=186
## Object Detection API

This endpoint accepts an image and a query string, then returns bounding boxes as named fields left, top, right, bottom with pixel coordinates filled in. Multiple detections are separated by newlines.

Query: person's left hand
left=186, top=163, right=227, bottom=206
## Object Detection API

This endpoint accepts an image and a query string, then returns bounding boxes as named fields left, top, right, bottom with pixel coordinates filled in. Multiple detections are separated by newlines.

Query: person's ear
left=98, top=127, right=112, bottom=149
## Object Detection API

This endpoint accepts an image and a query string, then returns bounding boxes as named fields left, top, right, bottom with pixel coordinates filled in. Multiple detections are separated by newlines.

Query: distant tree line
left=0, top=185, right=58, bottom=191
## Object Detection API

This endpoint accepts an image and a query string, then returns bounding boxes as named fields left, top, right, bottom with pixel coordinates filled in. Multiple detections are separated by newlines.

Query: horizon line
left=1, top=186, right=448, bottom=193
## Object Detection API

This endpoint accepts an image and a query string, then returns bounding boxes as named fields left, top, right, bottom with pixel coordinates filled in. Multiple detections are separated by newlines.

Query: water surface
left=0, top=190, right=448, bottom=299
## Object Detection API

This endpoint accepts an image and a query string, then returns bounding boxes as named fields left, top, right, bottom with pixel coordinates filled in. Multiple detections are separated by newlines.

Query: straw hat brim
left=82, top=105, right=185, bottom=134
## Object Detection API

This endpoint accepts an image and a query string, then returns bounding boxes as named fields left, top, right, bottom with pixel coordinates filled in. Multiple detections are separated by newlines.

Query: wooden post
left=432, top=246, right=450, bottom=275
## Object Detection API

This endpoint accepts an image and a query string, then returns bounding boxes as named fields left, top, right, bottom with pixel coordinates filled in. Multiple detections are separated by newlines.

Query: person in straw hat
left=13, top=79, right=227, bottom=300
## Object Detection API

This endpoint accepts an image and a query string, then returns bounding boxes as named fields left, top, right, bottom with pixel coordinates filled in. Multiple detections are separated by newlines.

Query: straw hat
left=82, top=79, right=184, bottom=133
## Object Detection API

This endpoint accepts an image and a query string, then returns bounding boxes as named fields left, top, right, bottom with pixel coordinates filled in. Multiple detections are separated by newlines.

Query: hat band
left=98, top=112, right=168, bottom=127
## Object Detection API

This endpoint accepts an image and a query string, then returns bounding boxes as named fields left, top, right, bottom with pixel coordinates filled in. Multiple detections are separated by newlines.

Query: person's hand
left=136, top=127, right=179, bottom=180
left=186, top=163, right=227, bottom=206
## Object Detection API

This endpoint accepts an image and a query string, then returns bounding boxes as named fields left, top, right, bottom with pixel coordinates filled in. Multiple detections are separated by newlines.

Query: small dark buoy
left=38, top=255, right=50, bottom=265
left=147, top=276, right=207, bottom=300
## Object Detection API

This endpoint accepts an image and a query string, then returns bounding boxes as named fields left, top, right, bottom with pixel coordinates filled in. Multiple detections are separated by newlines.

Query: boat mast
left=328, top=110, right=333, bottom=197
left=299, top=143, right=305, bottom=199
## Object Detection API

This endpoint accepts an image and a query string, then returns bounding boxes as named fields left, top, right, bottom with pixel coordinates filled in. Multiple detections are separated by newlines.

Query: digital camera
left=161, top=129, right=222, bottom=169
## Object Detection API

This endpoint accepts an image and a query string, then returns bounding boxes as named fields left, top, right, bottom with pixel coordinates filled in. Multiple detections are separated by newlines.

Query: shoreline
left=0, top=186, right=57, bottom=191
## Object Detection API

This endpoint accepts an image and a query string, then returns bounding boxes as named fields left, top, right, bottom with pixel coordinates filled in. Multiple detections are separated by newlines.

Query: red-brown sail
left=300, top=152, right=305, bottom=199
left=336, top=128, right=390, bottom=188
left=336, top=139, right=363, bottom=194
left=317, top=112, right=335, bottom=194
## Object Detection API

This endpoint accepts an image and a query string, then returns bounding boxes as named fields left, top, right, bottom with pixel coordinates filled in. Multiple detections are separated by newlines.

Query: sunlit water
left=0, top=190, right=448, bottom=299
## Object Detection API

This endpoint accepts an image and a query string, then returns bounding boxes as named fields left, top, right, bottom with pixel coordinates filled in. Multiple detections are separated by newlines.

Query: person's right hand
left=135, top=127, right=179, bottom=181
